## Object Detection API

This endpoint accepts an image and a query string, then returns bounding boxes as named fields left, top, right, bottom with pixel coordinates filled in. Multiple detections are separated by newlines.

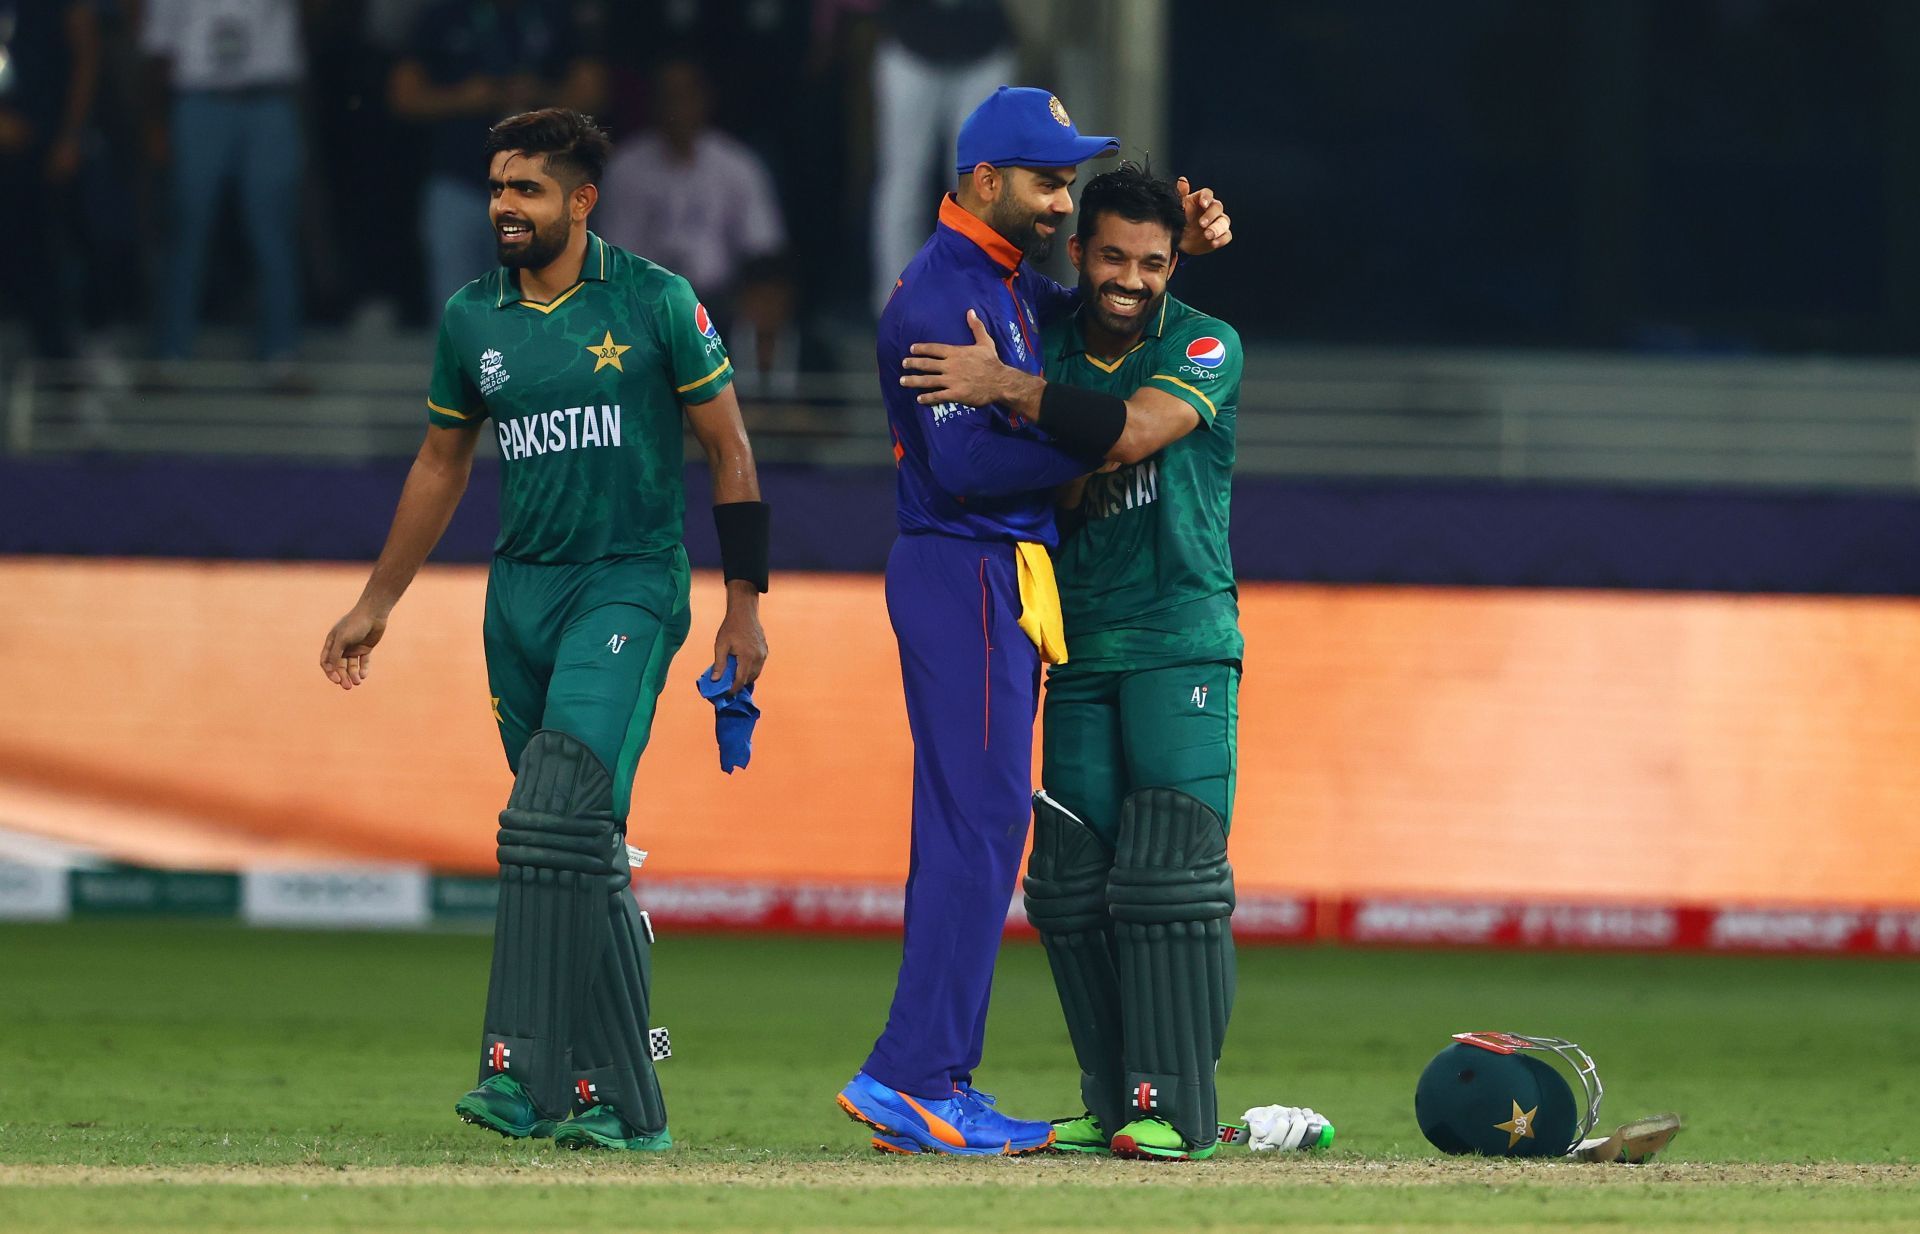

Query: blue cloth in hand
left=694, top=655, right=760, bottom=773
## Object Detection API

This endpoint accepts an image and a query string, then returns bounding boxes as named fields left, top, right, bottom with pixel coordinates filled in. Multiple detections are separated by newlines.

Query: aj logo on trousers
left=1192, top=685, right=1209, bottom=709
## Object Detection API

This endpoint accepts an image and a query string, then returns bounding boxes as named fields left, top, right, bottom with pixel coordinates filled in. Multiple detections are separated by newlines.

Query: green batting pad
left=1022, top=791, right=1127, bottom=1137
left=569, top=886, right=669, bottom=1135
left=1108, top=787, right=1236, bottom=1150
left=481, top=730, right=622, bottom=1120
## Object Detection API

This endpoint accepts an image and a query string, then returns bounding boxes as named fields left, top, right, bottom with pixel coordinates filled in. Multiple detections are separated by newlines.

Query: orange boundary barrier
left=2, top=558, right=1917, bottom=908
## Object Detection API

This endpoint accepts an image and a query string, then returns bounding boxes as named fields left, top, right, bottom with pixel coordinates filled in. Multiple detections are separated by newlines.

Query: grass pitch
left=0, top=920, right=1914, bottom=1231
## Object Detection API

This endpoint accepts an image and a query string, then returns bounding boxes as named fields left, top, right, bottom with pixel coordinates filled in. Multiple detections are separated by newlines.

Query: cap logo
left=1049, top=95, right=1071, bottom=127
left=1185, top=336, right=1227, bottom=369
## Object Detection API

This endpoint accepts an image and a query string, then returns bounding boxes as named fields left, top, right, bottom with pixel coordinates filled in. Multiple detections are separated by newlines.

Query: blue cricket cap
left=954, top=86, right=1119, bottom=173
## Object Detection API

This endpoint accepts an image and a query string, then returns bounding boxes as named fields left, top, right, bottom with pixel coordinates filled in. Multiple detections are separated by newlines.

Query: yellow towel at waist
left=1014, top=541, right=1068, bottom=665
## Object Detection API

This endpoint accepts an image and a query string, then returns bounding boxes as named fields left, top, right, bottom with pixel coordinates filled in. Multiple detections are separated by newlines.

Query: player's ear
left=573, top=181, right=598, bottom=222
left=967, top=163, right=999, bottom=204
left=1067, top=232, right=1083, bottom=270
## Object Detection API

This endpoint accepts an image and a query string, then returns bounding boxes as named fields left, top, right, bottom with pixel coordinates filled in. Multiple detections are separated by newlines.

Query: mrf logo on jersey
left=694, top=302, right=724, bottom=354
left=1179, top=335, right=1228, bottom=380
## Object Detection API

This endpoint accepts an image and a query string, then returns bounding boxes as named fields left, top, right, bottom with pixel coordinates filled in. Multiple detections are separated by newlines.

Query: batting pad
left=569, top=885, right=670, bottom=1133
left=1108, top=787, right=1237, bottom=1149
left=1023, top=790, right=1128, bottom=1138
left=481, top=730, right=623, bottom=1120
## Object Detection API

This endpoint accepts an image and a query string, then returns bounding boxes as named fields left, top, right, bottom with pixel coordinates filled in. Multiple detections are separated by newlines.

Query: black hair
left=1074, top=160, right=1184, bottom=249
left=483, top=108, right=612, bottom=189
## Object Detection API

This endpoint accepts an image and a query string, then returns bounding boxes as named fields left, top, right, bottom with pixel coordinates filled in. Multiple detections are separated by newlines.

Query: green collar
left=494, top=232, right=612, bottom=310
left=1056, top=292, right=1174, bottom=366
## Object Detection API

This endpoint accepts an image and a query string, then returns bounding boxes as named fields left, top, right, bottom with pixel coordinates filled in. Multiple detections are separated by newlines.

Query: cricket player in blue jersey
left=836, top=86, right=1231, bottom=1156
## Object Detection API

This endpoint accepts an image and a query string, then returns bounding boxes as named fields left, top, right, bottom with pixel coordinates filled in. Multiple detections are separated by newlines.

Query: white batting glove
left=1243, top=1104, right=1333, bottom=1152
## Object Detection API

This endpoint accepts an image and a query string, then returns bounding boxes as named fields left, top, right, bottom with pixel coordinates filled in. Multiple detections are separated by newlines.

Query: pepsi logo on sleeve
left=1185, top=336, right=1226, bottom=368
left=1179, top=335, right=1229, bottom=379
left=694, top=302, right=724, bottom=354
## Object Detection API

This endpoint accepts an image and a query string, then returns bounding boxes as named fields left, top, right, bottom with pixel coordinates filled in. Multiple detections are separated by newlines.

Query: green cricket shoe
left=1110, top=1116, right=1221, bottom=1162
left=553, top=1104, right=673, bottom=1152
left=1049, top=1112, right=1112, bottom=1155
left=454, top=1074, right=557, bottom=1139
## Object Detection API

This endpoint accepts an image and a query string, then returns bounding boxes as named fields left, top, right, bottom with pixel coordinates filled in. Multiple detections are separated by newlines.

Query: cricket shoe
left=954, top=1082, right=1054, bottom=1154
left=837, top=1072, right=1053, bottom=1156
left=1110, top=1116, right=1220, bottom=1161
left=1047, top=1111, right=1111, bottom=1156
left=454, top=1073, right=557, bottom=1139
left=553, top=1104, right=673, bottom=1152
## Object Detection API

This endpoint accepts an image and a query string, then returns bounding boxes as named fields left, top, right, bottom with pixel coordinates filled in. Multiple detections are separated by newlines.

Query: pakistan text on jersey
left=1084, top=459, right=1160, bottom=518
left=496, top=405, right=624, bottom=461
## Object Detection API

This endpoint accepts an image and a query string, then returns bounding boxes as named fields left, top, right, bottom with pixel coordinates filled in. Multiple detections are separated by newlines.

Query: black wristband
left=713, top=501, right=771, bottom=593
left=1038, top=381, right=1128, bottom=461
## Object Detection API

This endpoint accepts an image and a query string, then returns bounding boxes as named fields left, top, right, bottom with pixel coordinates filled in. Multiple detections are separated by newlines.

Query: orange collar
left=938, top=194, right=1023, bottom=273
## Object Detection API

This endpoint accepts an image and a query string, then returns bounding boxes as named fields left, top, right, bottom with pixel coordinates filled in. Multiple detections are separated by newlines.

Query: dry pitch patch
left=3, top=1159, right=1913, bottom=1189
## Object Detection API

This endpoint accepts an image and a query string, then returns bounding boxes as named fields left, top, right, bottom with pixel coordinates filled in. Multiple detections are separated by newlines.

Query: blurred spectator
left=141, top=0, right=305, bottom=363
left=388, top=0, right=605, bottom=313
left=598, top=57, right=795, bottom=388
left=869, top=0, right=1015, bottom=313
left=0, top=0, right=101, bottom=362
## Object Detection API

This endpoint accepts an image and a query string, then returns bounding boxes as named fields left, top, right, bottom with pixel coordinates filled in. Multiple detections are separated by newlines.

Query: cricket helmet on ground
left=1414, top=1031, right=1603, bottom=1158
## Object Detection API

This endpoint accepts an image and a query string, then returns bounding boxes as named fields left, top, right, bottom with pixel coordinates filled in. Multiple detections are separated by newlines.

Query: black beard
left=987, top=196, right=1059, bottom=263
left=497, top=216, right=570, bottom=270
left=1078, top=271, right=1161, bottom=340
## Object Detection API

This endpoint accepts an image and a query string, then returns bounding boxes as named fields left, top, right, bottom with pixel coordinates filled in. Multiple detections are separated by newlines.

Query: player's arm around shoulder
left=1113, top=316, right=1242, bottom=463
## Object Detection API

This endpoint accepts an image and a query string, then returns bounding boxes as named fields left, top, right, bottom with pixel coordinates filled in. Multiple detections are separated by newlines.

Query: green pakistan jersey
left=426, top=232, right=734, bottom=564
left=1044, top=294, right=1243, bottom=674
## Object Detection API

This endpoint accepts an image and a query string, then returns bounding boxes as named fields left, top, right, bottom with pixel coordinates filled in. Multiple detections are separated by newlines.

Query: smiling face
left=487, top=149, right=592, bottom=270
left=1069, top=210, right=1178, bottom=343
left=981, top=165, right=1078, bottom=262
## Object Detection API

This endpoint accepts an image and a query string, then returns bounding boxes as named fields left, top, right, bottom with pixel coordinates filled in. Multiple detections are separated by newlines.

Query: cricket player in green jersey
left=899, top=162, right=1242, bottom=1161
left=319, top=109, right=770, bottom=1152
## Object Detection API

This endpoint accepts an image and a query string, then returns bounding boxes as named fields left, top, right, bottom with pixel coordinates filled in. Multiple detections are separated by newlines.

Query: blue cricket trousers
left=863, top=533, right=1041, bottom=1099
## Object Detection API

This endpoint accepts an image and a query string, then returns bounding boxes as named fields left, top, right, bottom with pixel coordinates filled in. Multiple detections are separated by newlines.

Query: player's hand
left=710, top=585, right=767, bottom=695
left=320, top=605, right=387, bottom=691
left=1177, top=176, right=1232, bottom=255
left=901, top=309, right=1007, bottom=406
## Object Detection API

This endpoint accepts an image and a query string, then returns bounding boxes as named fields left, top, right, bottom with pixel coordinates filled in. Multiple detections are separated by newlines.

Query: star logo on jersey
left=586, top=330, right=631, bottom=373
left=490, top=695, right=503, bottom=723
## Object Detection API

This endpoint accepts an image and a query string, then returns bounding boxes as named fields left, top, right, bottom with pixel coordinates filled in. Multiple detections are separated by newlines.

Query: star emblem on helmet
left=1495, top=1100, right=1537, bottom=1149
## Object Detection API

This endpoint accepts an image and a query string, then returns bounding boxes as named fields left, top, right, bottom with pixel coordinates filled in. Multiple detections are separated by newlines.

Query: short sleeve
left=1144, top=318, right=1241, bottom=426
left=426, top=313, right=487, bottom=427
left=657, top=275, right=735, bottom=404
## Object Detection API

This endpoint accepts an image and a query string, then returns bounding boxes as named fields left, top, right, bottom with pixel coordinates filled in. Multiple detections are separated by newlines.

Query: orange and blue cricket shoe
left=837, top=1072, right=1054, bottom=1156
